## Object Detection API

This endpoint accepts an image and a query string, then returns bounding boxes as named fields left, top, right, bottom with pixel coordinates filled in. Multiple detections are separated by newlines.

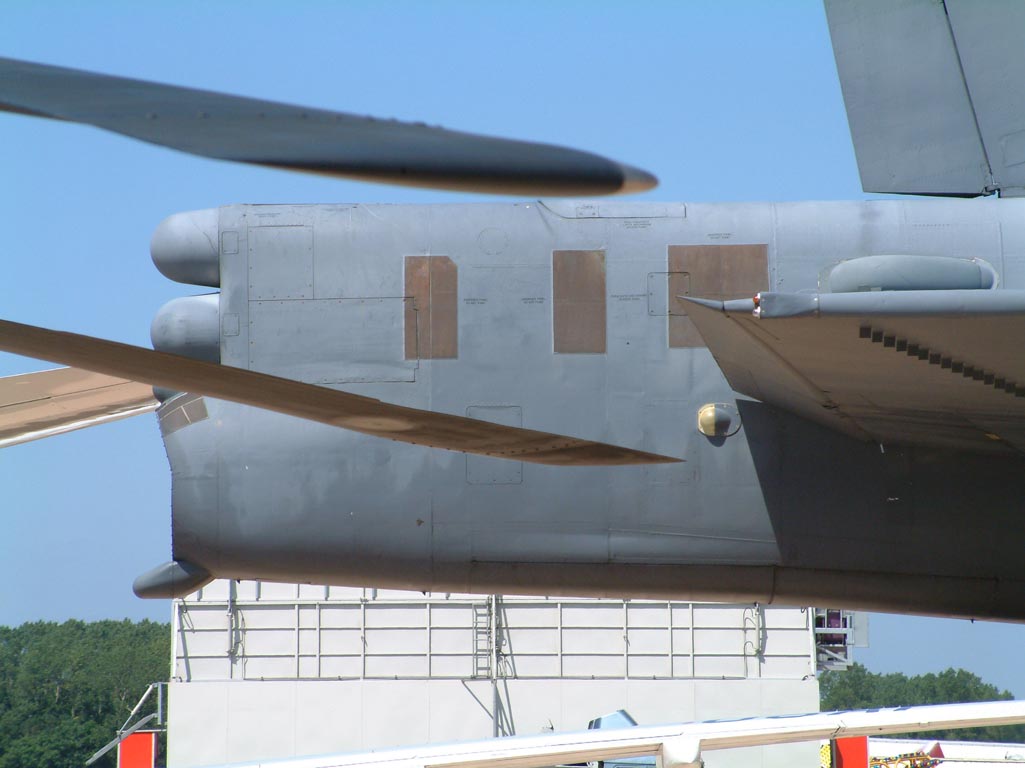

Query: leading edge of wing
left=0, top=319, right=679, bottom=466
left=0, top=56, right=656, bottom=197
left=222, top=700, right=1025, bottom=768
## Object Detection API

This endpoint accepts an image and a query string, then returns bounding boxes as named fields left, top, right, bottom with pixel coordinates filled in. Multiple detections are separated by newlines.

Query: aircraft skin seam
left=939, top=0, right=997, bottom=192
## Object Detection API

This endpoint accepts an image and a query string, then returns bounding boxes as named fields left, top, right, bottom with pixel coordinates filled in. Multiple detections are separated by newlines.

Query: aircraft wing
left=212, top=701, right=1025, bottom=768
left=0, top=367, right=156, bottom=448
left=824, top=0, right=1025, bottom=197
left=684, top=290, right=1025, bottom=454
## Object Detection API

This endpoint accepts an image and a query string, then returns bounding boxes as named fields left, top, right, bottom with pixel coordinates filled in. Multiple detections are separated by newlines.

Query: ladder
left=472, top=600, right=492, bottom=678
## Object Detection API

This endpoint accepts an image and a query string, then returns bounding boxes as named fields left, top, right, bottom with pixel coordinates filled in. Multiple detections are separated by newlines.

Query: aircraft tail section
left=824, top=0, right=1025, bottom=197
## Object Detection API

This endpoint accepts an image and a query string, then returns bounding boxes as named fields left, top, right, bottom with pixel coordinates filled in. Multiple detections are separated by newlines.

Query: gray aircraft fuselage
left=155, top=198, right=1025, bottom=621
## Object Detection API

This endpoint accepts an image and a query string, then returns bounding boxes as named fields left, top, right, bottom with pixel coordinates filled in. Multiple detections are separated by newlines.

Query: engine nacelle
left=151, top=294, right=220, bottom=363
left=151, top=208, right=220, bottom=287
left=826, top=254, right=997, bottom=292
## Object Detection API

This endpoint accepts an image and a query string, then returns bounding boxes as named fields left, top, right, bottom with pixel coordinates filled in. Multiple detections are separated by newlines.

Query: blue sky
left=3, top=1, right=1025, bottom=698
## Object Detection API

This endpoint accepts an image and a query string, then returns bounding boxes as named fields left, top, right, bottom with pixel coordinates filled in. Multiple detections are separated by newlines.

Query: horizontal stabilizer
left=0, top=367, right=156, bottom=448
left=0, top=319, right=679, bottom=466
left=825, top=0, right=1025, bottom=197
left=0, top=57, right=656, bottom=197
left=684, top=290, right=1025, bottom=454
left=217, top=700, right=1025, bottom=768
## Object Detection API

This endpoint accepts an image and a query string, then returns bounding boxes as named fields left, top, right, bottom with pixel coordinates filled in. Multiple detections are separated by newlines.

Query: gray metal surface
left=825, top=0, right=1025, bottom=197
left=150, top=198, right=1025, bottom=621
left=6, top=197, right=1025, bottom=618
left=0, top=57, right=656, bottom=197
left=132, top=559, right=211, bottom=599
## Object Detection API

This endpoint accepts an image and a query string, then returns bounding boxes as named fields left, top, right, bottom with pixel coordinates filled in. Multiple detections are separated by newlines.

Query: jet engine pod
left=826, top=254, right=997, bottom=293
left=151, top=208, right=220, bottom=287
left=151, top=294, right=220, bottom=363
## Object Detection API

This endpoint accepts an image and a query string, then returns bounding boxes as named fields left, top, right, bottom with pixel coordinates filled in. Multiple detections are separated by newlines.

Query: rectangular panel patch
left=405, top=256, right=458, bottom=360
left=553, top=249, right=606, bottom=354
left=668, top=244, right=768, bottom=348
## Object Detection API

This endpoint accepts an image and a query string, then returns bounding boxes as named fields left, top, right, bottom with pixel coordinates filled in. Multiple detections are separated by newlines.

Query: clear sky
left=3, top=1, right=1025, bottom=699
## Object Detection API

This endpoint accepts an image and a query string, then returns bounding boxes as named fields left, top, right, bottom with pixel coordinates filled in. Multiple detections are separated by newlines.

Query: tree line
left=820, top=663, right=1025, bottom=742
left=1, top=620, right=1024, bottom=768
left=0, top=620, right=168, bottom=768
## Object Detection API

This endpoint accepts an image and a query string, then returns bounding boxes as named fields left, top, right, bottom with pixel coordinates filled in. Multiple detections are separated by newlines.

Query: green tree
left=821, top=663, right=1025, bottom=742
left=0, top=620, right=169, bottom=768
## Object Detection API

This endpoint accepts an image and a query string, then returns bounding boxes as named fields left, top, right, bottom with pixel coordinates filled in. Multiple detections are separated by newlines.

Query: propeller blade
left=0, top=319, right=680, bottom=466
left=0, top=56, right=657, bottom=197
left=0, top=367, right=156, bottom=448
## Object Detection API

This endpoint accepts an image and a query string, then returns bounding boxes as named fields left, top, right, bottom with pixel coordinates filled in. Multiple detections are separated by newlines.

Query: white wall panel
left=365, top=627, right=427, bottom=653
left=504, top=627, right=558, bottom=654
left=561, top=604, right=624, bottom=627
left=319, top=605, right=362, bottom=628
left=504, top=655, right=560, bottom=677
left=693, top=656, right=746, bottom=678
left=319, top=628, right=361, bottom=653
left=628, top=603, right=669, bottom=627
left=365, top=604, right=426, bottom=627
left=562, top=627, right=623, bottom=653
left=430, top=656, right=473, bottom=677
left=431, top=604, right=472, bottom=627
left=364, top=656, right=428, bottom=677
left=501, top=604, right=558, bottom=624
left=430, top=627, right=473, bottom=653
left=242, top=628, right=298, bottom=654
left=319, top=656, right=363, bottom=678
left=171, top=583, right=821, bottom=768
left=627, top=655, right=671, bottom=678
left=562, top=655, right=625, bottom=678
left=628, top=627, right=669, bottom=654
left=693, top=628, right=742, bottom=654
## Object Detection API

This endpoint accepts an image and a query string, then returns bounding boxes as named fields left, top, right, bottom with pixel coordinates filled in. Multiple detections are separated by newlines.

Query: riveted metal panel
left=249, top=297, right=414, bottom=383
left=248, top=226, right=313, bottom=300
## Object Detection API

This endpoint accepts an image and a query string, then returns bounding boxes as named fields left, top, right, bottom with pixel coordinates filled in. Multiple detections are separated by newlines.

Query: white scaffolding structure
left=169, top=582, right=829, bottom=768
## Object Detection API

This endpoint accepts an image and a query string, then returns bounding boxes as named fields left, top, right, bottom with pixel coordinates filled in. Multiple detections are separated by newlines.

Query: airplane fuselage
left=157, top=199, right=1025, bottom=620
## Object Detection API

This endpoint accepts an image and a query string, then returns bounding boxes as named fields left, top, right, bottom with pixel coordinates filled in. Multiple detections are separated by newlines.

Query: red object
left=834, top=736, right=869, bottom=768
left=118, top=732, right=157, bottom=768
